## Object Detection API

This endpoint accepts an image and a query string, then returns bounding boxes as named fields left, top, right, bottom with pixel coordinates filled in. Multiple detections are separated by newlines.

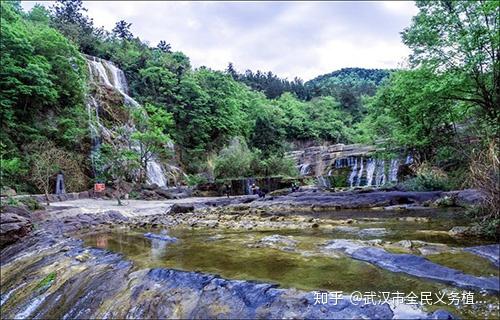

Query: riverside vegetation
left=1, top=0, right=497, bottom=235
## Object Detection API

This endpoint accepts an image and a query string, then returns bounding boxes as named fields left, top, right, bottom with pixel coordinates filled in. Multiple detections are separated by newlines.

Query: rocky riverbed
left=1, top=189, right=498, bottom=319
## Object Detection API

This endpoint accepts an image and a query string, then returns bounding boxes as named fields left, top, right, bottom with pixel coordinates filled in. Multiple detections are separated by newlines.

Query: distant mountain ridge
left=304, top=68, right=393, bottom=120
left=306, top=67, right=392, bottom=87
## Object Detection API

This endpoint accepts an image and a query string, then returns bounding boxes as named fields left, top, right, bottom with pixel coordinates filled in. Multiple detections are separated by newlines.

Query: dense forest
left=0, top=0, right=498, bottom=233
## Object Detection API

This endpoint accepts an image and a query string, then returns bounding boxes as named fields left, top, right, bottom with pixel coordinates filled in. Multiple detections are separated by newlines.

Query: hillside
left=305, top=68, right=392, bottom=120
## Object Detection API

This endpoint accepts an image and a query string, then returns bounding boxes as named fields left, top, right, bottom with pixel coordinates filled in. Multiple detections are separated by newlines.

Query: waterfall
left=317, top=176, right=331, bottom=188
left=365, top=159, right=376, bottom=187
left=356, top=157, right=364, bottom=187
left=86, top=56, right=139, bottom=107
left=299, top=163, right=311, bottom=176
left=388, top=159, right=399, bottom=182
left=374, top=160, right=386, bottom=187
left=147, top=161, right=168, bottom=187
left=348, top=158, right=358, bottom=188
left=245, top=178, right=256, bottom=195
left=86, top=55, right=167, bottom=187
left=405, top=154, right=414, bottom=165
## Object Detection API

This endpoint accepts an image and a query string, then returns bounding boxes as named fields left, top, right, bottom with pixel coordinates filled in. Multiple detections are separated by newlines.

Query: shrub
left=19, top=197, right=44, bottom=211
left=185, top=174, right=209, bottom=187
left=214, top=137, right=254, bottom=179
left=5, top=197, right=20, bottom=207
left=214, top=137, right=299, bottom=179
left=401, top=162, right=450, bottom=191
left=467, top=141, right=499, bottom=237
left=261, top=155, right=298, bottom=178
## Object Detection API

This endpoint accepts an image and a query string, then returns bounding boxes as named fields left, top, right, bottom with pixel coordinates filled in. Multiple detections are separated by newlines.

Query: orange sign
left=94, top=183, right=105, bottom=192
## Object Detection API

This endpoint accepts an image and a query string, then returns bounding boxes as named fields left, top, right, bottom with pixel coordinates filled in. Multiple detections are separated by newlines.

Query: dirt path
left=47, top=196, right=237, bottom=218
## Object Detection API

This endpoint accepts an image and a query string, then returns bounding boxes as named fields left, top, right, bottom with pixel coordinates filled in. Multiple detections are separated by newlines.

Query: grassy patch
left=36, top=272, right=56, bottom=289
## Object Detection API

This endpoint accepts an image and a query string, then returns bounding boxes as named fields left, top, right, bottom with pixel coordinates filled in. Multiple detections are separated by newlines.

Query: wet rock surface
left=0, top=228, right=399, bottom=319
left=464, top=244, right=500, bottom=267
left=250, top=190, right=444, bottom=211
left=252, top=234, right=298, bottom=251
left=0, top=206, right=32, bottom=248
left=1, top=190, right=498, bottom=319
left=340, top=246, right=500, bottom=293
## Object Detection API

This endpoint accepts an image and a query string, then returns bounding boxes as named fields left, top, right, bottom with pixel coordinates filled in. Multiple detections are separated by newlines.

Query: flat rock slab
left=115, top=268, right=396, bottom=319
left=350, top=247, right=499, bottom=293
left=464, top=244, right=500, bottom=267
left=253, top=190, right=443, bottom=210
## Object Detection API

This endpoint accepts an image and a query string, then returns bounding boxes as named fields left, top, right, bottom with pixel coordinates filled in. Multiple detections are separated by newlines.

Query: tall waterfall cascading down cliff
left=85, top=55, right=168, bottom=187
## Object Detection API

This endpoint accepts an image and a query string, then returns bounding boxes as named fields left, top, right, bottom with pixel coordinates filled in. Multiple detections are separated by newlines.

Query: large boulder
left=154, top=188, right=175, bottom=199
left=0, top=206, right=32, bottom=248
left=0, top=187, right=16, bottom=197
left=444, top=189, right=486, bottom=207
left=168, top=204, right=194, bottom=214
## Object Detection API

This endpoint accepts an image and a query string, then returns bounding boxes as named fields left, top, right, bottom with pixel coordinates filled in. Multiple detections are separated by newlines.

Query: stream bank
left=1, top=189, right=498, bottom=319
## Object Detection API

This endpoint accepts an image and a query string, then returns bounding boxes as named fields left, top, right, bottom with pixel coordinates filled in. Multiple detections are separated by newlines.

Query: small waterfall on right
left=348, top=158, right=358, bottom=188
left=388, top=159, right=399, bottom=182
left=355, top=157, right=364, bottom=187
left=299, top=163, right=311, bottom=176
left=365, top=159, right=376, bottom=187
left=374, top=160, right=386, bottom=187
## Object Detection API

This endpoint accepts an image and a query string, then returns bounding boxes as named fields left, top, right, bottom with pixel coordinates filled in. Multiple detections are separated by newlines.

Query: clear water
left=80, top=210, right=499, bottom=319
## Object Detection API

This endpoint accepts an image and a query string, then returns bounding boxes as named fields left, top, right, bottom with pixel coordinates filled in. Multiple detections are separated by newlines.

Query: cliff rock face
left=85, top=55, right=169, bottom=188
left=0, top=206, right=32, bottom=248
left=287, top=144, right=409, bottom=188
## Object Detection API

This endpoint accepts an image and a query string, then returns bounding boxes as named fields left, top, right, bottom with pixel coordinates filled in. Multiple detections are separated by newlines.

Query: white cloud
left=20, top=1, right=418, bottom=80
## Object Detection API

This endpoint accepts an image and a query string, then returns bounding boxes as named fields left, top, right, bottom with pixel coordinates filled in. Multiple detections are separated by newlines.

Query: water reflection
left=150, top=238, right=168, bottom=260
left=95, top=234, right=109, bottom=249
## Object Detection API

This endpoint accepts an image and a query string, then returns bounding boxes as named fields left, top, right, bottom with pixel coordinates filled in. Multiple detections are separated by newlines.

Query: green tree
left=99, top=142, right=140, bottom=205
left=157, top=40, right=172, bottom=53
left=112, top=20, right=133, bottom=40
left=357, top=68, right=461, bottom=161
left=50, top=0, right=100, bottom=54
left=272, top=92, right=312, bottom=141
left=131, top=103, right=173, bottom=182
left=403, top=0, right=499, bottom=130
left=304, top=96, right=352, bottom=142
left=0, top=1, right=87, bottom=193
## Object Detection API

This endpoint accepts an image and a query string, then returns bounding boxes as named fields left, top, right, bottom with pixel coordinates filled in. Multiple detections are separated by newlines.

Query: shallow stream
left=80, top=209, right=499, bottom=319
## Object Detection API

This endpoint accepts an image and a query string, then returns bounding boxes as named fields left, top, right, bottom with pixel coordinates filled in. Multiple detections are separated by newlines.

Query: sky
left=21, top=1, right=418, bottom=81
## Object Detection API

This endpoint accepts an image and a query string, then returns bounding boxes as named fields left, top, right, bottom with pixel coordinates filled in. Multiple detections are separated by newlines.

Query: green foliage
left=214, top=138, right=255, bottom=179
left=229, top=66, right=311, bottom=100
left=112, top=20, right=133, bottom=40
left=19, top=197, right=44, bottom=211
left=214, top=137, right=298, bottom=179
left=403, top=0, right=499, bottom=132
left=259, top=154, right=298, bottom=178
left=304, top=96, right=352, bottom=142
left=131, top=103, right=173, bottom=182
left=354, top=67, right=463, bottom=161
left=185, top=174, right=209, bottom=187
left=99, top=143, right=140, bottom=184
left=0, top=1, right=88, bottom=191
left=0, top=146, right=27, bottom=190
left=5, top=197, right=20, bottom=207
left=36, top=272, right=56, bottom=289
left=306, top=68, right=391, bottom=120
left=401, top=163, right=451, bottom=191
